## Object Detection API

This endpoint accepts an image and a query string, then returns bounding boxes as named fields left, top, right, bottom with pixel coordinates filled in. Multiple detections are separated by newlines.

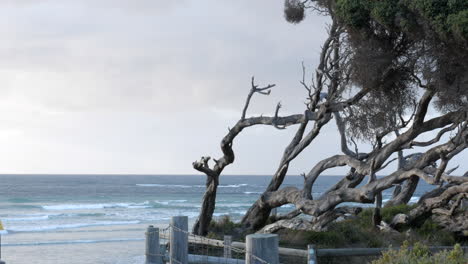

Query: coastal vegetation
left=372, top=242, right=466, bottom=264
left=192, top=0, right=468, bottom=255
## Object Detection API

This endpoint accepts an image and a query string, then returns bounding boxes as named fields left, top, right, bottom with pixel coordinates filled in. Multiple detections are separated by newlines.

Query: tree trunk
left=390, top=183, right=468, bottom=228
left=192, top=176, right=219, bottom=235
left=241, top=200, right=274, bottom=231
left=373, top=193, right=383, bottom=226
left=385, top=176, right=420, bottom=207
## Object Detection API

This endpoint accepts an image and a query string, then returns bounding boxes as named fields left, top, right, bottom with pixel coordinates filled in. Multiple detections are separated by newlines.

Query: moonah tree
left=192, top=0, right=468, bottom=236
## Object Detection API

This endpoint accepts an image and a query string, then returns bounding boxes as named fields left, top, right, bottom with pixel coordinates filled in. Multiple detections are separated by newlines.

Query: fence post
left=0, top=232, right=5, bottom=264
left=170, top=216, right=188, bottom=264
left=246, top=234, right=279, bottom=264
left=146, top=225, right=162, bottom=264
left=308, top=244, right=318, bottom=264
left=224, top=235, right=232, bottom=259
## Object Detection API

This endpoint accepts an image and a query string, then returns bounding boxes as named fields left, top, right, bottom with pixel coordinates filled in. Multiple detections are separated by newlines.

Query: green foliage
left=372, top=241, right=467, bottom=264
left=353, top=204, right=415, bottom=228
left=447, top=9, right=468, bottom=41
left=381, top=204, right=415, bottom=223
left=417, top=219, right=456, bottom=245
left=336, top=0, right=371, bottom=28
left=279, top=205, right=462, bottom=249
left=300, top=220, right=382, bottom=248
left=207, top=215, right=244, bottom=240
left=409, top=0, right=468, bottom=40
left=370, top=0, right=399, bottom=28
left=335, top=0, right=468, bottom=41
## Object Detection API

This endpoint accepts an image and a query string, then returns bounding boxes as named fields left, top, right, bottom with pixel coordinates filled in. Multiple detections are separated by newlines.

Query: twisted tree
left=192, top=0, right=468, bottom=235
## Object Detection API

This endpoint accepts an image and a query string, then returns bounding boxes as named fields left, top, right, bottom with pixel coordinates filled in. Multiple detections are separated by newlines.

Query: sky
left=0, top=0, right=465, bottom=175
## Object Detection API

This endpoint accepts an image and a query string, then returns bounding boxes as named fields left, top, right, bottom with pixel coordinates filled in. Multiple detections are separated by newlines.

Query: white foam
left=136, top=184, right=192, bottom=188
left=8, top=220, right=140, bottom=232
left=3, top=215, right=50, bottom=222
left=137, top=183, right=248, bottom=188
left=244, top=191, right=262, bottom=194
left=409, top=196, right=420, bottom=204
left=218, top=184, right=248, bottom=188
left=3, top=237, right=144, bottom=247
left=217, top=203, right=251, bottom=208
left=42, top=201, right=150, bottom=211
left=155, top=200, right=188, bottom=206
left=382, top=196, right=421, bottom=205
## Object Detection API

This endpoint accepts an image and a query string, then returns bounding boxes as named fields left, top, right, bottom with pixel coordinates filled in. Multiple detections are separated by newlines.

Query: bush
left=372, top=241, right=467, bottom=264
left=207, top=215, right=244, bottom=240
left=416, top=219, right=456, bottom=245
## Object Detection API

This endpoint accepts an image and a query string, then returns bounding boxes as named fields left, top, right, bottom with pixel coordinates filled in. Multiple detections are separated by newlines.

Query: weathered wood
left=146, top=226, right=162, bottom=264
left=224, top=235, right=232, bottom=259
left=246, top=234, right=279, bottom=264
left=170, top=216, right=188, bottom=264
left=271, top=208, right=277, bottom=218
left=161, top=233, right=308, bottom=258
left=0, top=233, right=5, bottom=264
left=307, top=244, right=318, bottom=264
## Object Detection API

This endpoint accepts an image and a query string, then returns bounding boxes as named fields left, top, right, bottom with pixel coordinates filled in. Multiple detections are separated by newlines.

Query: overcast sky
left=0, top=0, right=465, bottom=175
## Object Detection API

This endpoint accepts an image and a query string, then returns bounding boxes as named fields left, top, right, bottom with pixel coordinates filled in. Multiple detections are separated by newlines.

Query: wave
left=42, top=202, right=151, bottom=211
left=136, top=184, right=192, bottom=188
left=218, top=184, right=249, bottom=188
left=4, top=213, right=108, bottom=223
left=154, top=200, right=188, bottom=205
left=4, top=215, right=50, bottom=222
left=244, top=191, right=262, bottom=194
left=382, top=196, right=420, bottom=204
left=3, top=237, right=144, bottom=247
left=216, top=203, right=251, bottom=208
left=409, top=196, right=420, bottom=204
left=137, top=183, right=249, bottom=188
left=8, top=220, right=140, bottom=232
left=213, top=210, right=246, bottom=217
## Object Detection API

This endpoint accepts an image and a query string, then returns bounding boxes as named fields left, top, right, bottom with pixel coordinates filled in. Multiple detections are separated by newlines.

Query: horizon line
left=0, top=173, right=348, bottom=177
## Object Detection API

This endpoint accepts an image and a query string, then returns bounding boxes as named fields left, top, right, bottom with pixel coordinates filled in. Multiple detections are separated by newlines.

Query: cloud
left=5, top=1, right=456, bottom=175
left=0, top=0, right=329, bottom=114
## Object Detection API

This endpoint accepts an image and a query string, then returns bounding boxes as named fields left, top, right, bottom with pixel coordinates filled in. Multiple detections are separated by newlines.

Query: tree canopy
left=284, top=0, right=468, bottom=141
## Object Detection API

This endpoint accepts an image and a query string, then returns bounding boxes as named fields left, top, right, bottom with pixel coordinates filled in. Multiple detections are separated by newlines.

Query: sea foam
left=137, top=183, right=249, bottom=188
left=3, top=237, right=144, bottom=247
left=8, top=220, right=140, bottom=232
left=42, top=202, right=150, bottom=211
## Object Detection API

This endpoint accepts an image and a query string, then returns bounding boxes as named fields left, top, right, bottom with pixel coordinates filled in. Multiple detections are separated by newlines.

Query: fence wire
left=151, top=223, right=272, bottom=264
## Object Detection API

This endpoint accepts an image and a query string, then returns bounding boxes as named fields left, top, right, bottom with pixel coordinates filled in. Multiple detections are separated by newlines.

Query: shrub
left=372, top=241, right=467, bottom=264
left=207, top=215, right=244, bottom=240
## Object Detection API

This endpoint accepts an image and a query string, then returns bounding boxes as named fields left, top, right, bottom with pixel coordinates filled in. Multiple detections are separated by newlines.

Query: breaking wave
left=42, top=202, right=151, bottom=211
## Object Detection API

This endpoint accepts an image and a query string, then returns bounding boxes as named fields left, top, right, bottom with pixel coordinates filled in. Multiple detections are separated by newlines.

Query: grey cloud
left=0, top=0, right=328, bottom=114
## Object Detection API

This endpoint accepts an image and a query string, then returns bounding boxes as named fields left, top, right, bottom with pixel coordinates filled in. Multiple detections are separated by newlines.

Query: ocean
left=0, top=174, right=434, bottom=263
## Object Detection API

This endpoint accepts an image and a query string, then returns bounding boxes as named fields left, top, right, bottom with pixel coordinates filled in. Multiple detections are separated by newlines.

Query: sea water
left=0, top=174, right=434, bottom=263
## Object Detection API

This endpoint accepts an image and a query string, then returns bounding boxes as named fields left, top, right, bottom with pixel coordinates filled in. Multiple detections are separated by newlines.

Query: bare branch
left=273, top=102, right=287, bottom=130
left=241, top=76, right=275, bottom=121
left=409, top=123, right=458, bottom=148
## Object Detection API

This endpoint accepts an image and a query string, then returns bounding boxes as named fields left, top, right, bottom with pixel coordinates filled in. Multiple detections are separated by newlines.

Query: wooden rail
left=152, top=218, right=468, bottom=264
left=160, top=233, right=307, bottom=258
left=162, top=233, right=468, bottom=258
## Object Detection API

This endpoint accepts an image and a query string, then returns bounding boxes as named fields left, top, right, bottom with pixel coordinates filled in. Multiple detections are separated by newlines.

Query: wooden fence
left=146, top=216, right=468, bottom=264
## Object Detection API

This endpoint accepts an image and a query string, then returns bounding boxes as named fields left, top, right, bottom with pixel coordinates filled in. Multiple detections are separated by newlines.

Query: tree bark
left=385, top=176, right=420, bottom=207
left=390, top=183, right=468, bottom=228
left=192, top=176, right=219, bottom=236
